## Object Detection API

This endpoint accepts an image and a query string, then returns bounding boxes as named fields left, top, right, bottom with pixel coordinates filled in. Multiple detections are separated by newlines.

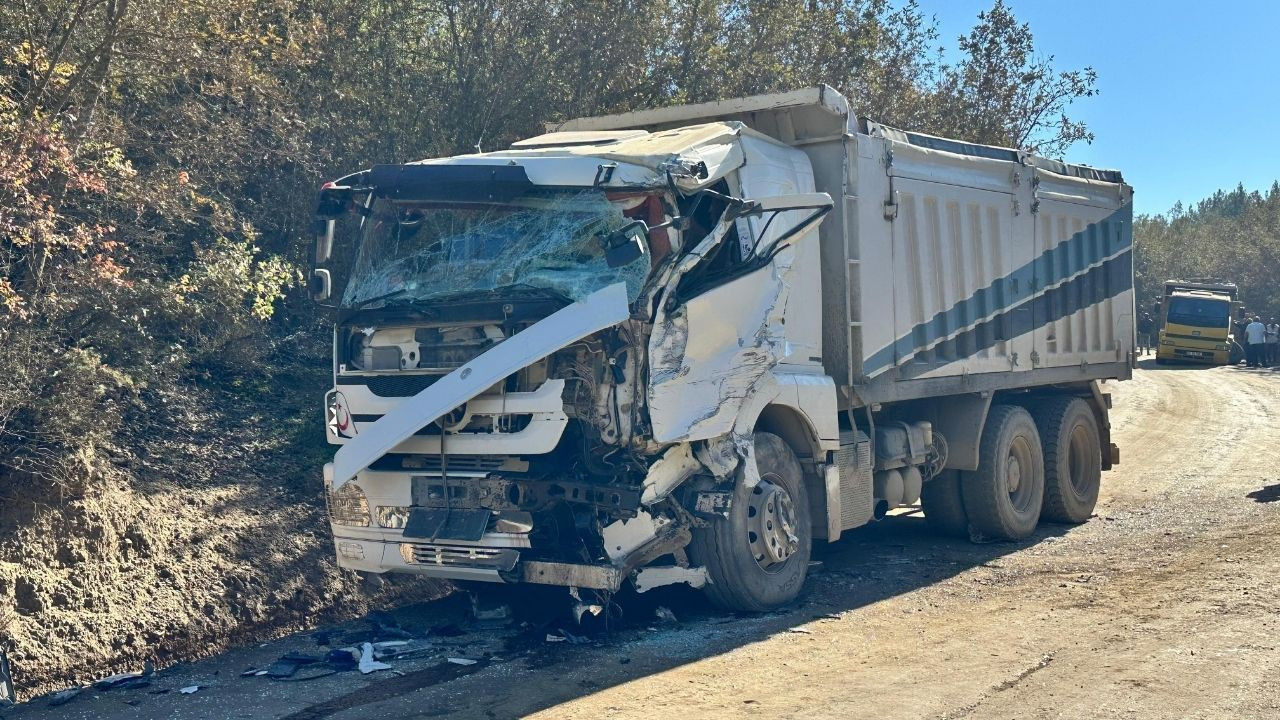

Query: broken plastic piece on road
left=358, top=642, right=392, bottom=674
left=179, top=685, right=200, bottom=694
left=326, top=647, right=360, bottom=670
left=266, top=652, right=323, bottom=679
left=92, top=668, right=152, bottom=691
left=373, top=640, right=433, bottom=661
left=446, top=657, right=478, bottom=665
left=47, top=687, right=81, bottom=707
left=545, top=629, right=589, bottom=644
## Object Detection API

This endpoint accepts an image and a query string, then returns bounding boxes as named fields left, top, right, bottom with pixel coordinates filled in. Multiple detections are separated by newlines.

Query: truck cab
left=1155, top=280, right=1241, bottom=365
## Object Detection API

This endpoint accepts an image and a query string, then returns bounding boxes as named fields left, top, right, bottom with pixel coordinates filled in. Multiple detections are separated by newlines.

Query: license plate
left=1180, top=350, right=1209, bottom=358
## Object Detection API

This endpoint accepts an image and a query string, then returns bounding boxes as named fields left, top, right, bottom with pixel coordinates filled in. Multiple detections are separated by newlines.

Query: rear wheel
left=1032, top=397, right=1102, bottom=523
left=689, top=432, right=811, bottom=612
left=961, top=405, right=1044, bottom=540
left=920, top=470, right=969, bottom=537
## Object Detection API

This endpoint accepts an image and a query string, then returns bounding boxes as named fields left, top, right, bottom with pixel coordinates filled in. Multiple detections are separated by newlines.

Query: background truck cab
left=1154, top=279, right=1242, bottom=365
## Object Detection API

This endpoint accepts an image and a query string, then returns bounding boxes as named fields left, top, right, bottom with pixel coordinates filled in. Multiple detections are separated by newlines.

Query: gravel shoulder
left=10, top=362, right=1280, bottom=719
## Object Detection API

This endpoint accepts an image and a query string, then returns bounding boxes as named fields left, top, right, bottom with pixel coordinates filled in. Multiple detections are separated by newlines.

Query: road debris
left=358, top=643, right=392, bottom=674
left=266, top=652, right=323, bottom=679
left=179, top=685, right=200, bottom=694
left=92, top=665, right=153, bottom=691
left=654, top=606, right=678, bottom=624
left=368, top=611, right=414, bottom=640
left=469, top=595, right=514, bottom=625
left=47, top=687, right=81, bottom=707
left=373, top=640, right=434, bottom=661
left=446, top=658, right=478, bottom=666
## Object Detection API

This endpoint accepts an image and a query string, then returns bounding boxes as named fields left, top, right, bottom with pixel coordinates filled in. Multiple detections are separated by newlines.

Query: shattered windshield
left=341, top=190, right=650, bottom=308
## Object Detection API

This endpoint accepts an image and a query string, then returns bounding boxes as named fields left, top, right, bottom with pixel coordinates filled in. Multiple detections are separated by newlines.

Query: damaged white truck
left=308, top=87, right=1134, bottom=611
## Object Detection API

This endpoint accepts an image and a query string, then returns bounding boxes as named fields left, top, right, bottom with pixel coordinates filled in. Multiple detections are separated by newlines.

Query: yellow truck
left=1155, top=280, right=1242, bottom=365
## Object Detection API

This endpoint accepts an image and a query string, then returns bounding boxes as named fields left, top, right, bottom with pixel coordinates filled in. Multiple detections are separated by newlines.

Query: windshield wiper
left=349, top=288, right=413, bottom=310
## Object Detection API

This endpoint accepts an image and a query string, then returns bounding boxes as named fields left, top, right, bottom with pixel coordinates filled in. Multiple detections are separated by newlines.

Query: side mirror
left=314, top=218, right=335, bottom=264
left=601, top=220, right=649, bottom=268
left=310, top=268, right=332, bottom=301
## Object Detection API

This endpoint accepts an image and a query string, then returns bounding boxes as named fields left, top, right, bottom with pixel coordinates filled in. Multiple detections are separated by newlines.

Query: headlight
left=328, top=482, right=370, bottom=526
left=376, top=506, right=411, bottom=529
left=1160, top=339, right=1173, bottom=346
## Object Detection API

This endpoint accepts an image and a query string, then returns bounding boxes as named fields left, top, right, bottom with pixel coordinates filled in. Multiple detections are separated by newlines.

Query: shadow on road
left=1246, top=483, right=1280, bottom=503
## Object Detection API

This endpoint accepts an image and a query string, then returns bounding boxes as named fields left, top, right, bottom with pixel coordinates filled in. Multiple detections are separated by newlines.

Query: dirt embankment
left=0, top=363, right=445, bottom=701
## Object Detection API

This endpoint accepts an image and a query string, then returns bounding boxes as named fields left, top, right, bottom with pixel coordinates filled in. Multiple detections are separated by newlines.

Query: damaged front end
left=312, top=134, right=831, bottom=597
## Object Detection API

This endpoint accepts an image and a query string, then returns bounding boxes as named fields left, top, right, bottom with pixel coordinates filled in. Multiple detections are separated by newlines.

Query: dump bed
left=557, top=86, right=1135, bottom=407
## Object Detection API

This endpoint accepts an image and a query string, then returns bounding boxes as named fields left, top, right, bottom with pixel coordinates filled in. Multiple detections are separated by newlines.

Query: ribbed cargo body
left=554, top=86, right=1134, bottom=408
left=812, top=122, right=1134, bottom=406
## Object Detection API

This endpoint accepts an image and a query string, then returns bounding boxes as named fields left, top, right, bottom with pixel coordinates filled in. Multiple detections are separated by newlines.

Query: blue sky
left=926, top=1, right=1280, bottom=216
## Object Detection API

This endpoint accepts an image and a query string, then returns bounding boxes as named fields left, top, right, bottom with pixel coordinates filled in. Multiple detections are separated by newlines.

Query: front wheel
left=689, top=432, right=811, bottom=612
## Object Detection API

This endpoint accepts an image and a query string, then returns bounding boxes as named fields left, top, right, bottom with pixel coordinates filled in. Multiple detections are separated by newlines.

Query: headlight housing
left=376, top=506, right=411, bottom=529
left=328, top=482, right=370, bottom=527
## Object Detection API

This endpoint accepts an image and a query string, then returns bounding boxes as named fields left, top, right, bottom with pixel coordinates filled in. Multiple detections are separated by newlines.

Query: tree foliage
left=1135, top=183, right=1280, bottom=322
left=0, top=0, right=1097, bottom=486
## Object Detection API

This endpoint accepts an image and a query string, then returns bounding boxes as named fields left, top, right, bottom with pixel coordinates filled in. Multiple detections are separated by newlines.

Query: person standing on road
left=1267, top=319, right=1279, bottom=365
left=1137, top=311, right=1154, bottom=356
left=1246, top=316, right=1267, bottom=367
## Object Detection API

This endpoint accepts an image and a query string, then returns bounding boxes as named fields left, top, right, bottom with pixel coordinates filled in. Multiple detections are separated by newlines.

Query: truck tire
left=960, top=405, right=1044, bottom=541
left=920, top=470, right=969, bottom=537
left=689, top=432, right=811, bottom=612
left=1032, top=397, right=1102, bottom=524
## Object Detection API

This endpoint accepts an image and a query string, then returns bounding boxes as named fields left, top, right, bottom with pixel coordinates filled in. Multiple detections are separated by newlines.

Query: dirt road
left=12, top=362, right=1280, bottom=719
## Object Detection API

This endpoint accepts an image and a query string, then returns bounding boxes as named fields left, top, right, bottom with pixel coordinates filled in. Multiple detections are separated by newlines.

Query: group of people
left=1243, top=317, right=1280, bottom=367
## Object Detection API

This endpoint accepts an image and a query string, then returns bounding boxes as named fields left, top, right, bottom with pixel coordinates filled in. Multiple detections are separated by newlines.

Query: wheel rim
left=1006, top=436, right=1036, bottom=512
left=747, top=475, right=800, bottom=573
left=1067, top=424, right=1097, bottom=496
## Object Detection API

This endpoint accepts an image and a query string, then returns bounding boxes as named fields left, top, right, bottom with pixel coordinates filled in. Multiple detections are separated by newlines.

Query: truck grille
left=399, top=543, right=518, bottom=571
left=338, top=374, right=437, bottom=397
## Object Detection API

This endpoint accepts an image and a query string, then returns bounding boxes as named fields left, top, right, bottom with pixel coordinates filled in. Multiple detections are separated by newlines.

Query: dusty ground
left=8, top=360, right=1280, bottom=719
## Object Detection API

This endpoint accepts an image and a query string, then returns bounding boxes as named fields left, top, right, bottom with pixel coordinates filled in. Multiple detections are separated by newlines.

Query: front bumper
left=331, top=534, right=625, bottom=590
left=1157, top=343, right=1228, bottom=364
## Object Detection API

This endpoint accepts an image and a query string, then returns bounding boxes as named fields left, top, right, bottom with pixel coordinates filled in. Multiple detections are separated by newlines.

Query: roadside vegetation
left=0, top=0, right=1098, bottom=699
left=1135, top=184, right=1280, bottom=318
